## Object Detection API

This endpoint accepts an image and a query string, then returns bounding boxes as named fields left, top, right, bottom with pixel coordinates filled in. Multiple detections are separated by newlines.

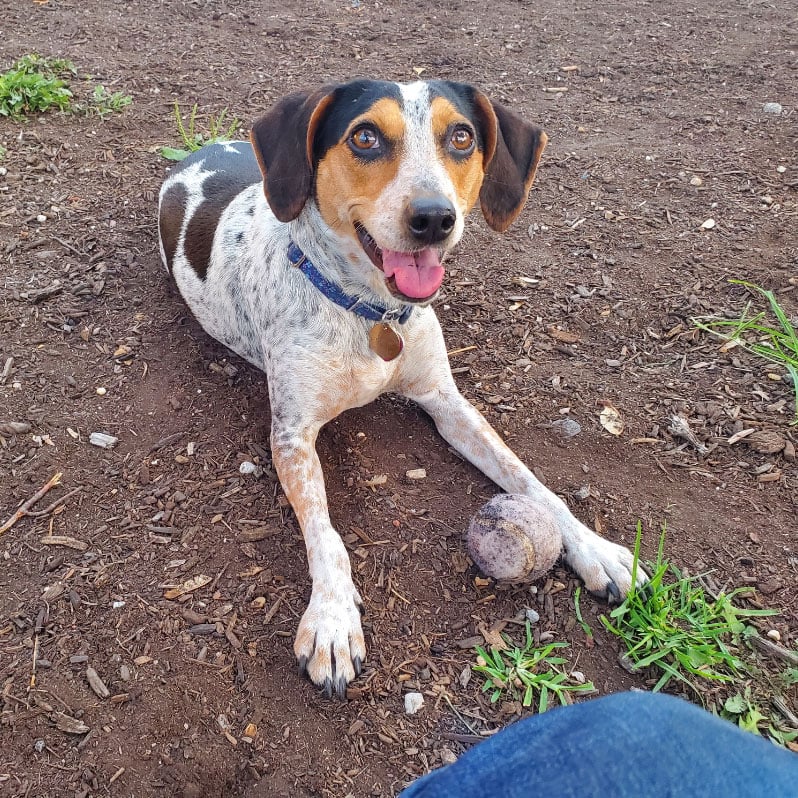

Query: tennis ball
left=467, top=494, right=563, bottom=582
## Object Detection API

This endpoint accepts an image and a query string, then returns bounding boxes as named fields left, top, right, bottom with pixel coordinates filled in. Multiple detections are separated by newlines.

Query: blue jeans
left=399, top=692, right=798, bottom=797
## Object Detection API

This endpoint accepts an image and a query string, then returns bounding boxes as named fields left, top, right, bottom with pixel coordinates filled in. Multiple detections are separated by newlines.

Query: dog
left=158, top=80, right=642, bottom=698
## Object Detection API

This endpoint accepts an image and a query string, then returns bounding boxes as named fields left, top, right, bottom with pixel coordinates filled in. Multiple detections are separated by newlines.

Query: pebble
left=762, top=102, right=783, bottom=114
left=525, top=608, right=541, bottom=624
left=89, top=432, right=118, bottom=449
left=120, top=664, right=131, bottom=681
left=34, top=739, right=46, bottom=753
left=689, top=175, right=703, bottom=186
left=766, top=629, right=781, bottom=642
left=776, top=165, right=786, bottom=173
left=36, top=214, right=47, bottom=223
left=404, top=692, right=424, bottom=715
left=239, top=460, right=257, bottom=475
left=95, top=386, right=107, bottom=396
left=439, top=748, right=458, bottom=765
left=550, top=417, right=582, bottom=439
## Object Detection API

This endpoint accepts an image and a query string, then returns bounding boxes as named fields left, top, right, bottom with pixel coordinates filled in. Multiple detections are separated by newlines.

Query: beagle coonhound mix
left=158, top=80, right=642, bottom=697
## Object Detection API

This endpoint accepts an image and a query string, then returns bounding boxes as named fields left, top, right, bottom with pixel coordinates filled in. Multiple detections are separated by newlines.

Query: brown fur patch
left=314, top=98, right=405, bottom=235
left=430, top=96, right=485, bottom=214
left=159, top=183, right=188, bottom=271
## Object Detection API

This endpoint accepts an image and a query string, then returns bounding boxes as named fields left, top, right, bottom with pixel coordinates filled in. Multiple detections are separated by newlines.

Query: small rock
left=406, top=468, right=426, bottom=480
left=550, top=417, right=582, bottom=439
left=525, top=608, right=541, bottom=624
left=239, top=460, right=257, bottom=475
left=95, top=386, right=107, bottom=396
left=404, top=692, right=424, bottom=715
left=689, top=175, right=703, bottom=186
left=34, top=739, right=46, bottom=753
left=120, top=665, right=131, bottom=681
left=439, top=748, right=458, bottom=765
left=89, top=432, right=118, bottom=449
left=766, top=629, right=781, bottom=642
left=746, top=430, right=786, bottom=455
left=762, top=102, right=783, bottom=115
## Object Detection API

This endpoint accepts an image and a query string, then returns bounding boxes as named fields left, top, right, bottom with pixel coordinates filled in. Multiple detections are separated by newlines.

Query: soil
left=1, top=1, right=796, bottom=796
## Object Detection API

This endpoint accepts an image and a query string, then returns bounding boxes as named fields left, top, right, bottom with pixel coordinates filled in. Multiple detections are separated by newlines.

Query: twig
left=147, top=431, right=187, bottom=455
left=0, top=472, right=63, bottom=536
left=749, top=633, right=798, bottom=665
left=28, top=634, right=40, bottom=707
left=26, top=487, right=82, bottom=517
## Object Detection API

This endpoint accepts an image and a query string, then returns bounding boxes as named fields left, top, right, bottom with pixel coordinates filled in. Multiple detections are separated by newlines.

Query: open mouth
left=355, top=222, right=445, bottom=301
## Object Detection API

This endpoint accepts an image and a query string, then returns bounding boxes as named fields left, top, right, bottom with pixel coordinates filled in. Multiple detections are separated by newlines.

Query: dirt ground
left=1, top=0, right=796, bottom=795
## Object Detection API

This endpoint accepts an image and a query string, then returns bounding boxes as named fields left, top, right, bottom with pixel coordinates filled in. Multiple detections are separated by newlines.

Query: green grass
left=160, top=102, right=241, bottom=161
left=0, top=54, right=131, bottom=120
left=574, top=586, right=594, bottom=643
left=694, top=279, right=798, bottom=421
left=600, top=524, right=777, bottom=696
left=721, top=687, right=798, bottom=747
left=0, top=54, right=75, bottom=117
left=473, top=622, right=596, bottom=712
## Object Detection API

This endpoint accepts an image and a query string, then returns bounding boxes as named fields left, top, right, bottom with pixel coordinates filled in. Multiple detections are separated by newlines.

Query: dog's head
left=250, top=80, right=547, bottom=304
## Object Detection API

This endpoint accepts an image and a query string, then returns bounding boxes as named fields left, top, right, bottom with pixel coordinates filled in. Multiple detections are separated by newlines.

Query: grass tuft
left=0, top=54, right=75, bottom=117
left=160, top=102, right=241, bottom=161
left=0, top=54, right=131, bottom=120
left=473, top=622, right=595, bottom=712
left=694, top=279, right=798, bottom=420
left=601, top=523, right=777, bottom=696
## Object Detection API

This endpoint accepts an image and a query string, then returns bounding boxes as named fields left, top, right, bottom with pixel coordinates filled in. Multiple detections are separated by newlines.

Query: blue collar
left=288, top=241, right=414, bottom=325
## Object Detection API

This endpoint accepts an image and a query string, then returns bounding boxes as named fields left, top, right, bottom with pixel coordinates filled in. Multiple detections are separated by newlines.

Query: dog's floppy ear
left=472, top=92, right=548, bottom=233
left=250, top=86, right=337, bottom=222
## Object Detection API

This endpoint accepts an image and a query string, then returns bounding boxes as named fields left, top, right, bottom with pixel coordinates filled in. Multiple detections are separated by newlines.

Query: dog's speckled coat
left=158, top=80, right=643, bottom=697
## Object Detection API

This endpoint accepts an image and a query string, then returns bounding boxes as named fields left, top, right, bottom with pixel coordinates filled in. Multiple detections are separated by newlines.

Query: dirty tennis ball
left=467, top=494, right=563, bottom=582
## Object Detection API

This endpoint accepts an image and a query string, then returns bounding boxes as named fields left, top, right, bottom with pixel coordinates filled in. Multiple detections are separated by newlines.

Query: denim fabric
left=399, top=692, right=798, bottom=797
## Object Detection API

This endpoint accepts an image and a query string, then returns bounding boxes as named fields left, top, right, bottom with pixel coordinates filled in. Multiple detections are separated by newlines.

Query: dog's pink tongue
left=381, top=249, right=444, bottom=298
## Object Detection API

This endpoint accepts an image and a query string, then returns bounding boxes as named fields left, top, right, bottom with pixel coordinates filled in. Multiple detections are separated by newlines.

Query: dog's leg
left=270, top=421, right=366, bottom=697
left=403, top=365, right=643, bottom=600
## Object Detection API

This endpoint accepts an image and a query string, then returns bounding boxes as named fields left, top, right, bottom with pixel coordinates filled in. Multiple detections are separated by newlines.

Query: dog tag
left=369, top=323, right=404, bottom=361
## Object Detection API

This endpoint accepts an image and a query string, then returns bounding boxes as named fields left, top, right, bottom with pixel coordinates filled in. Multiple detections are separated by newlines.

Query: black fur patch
left=181, top=144, right=261, bottom=279
left=313, top=80, right=403, bottom=162
left=159, top=183, right=188, bottom=272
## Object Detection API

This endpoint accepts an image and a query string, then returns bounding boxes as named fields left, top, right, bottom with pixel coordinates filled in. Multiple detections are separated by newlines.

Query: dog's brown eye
left=350, top=127, right=379, bottom=150
left=450, top=127, right=474, bottom=152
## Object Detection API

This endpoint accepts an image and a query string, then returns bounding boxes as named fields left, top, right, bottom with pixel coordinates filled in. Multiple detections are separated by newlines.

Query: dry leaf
left=599, top=404, right=624, bottom=436
left=478, top=622, right=507, bottom=651
left=163, top=574, right=211, bottom=600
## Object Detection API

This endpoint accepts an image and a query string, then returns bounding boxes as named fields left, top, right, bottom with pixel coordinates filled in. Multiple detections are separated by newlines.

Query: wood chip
left=53, top=712, right=90, bottom=735
left=163, top=574, right=212, bottom=599
left=86, top=666, right=110, bottom=699
left=728, top=428, right=756, bottom=445
left=40, top=535, right=88, bottom=551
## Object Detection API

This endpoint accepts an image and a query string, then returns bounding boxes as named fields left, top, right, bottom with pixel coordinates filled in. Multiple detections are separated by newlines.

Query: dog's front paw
left=294, top=580, right=366, bottom=699
left=564, top=527, right=646, bottom=603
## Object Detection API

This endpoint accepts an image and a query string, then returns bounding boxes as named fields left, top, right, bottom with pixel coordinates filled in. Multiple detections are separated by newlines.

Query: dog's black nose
left=406, top=196, right=457, bottom=245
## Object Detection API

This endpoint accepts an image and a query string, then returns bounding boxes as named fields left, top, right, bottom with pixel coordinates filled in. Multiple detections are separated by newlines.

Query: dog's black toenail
left=353, top=656, right=362, bottom=676
left=298, top=656, right=308, bottom=676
